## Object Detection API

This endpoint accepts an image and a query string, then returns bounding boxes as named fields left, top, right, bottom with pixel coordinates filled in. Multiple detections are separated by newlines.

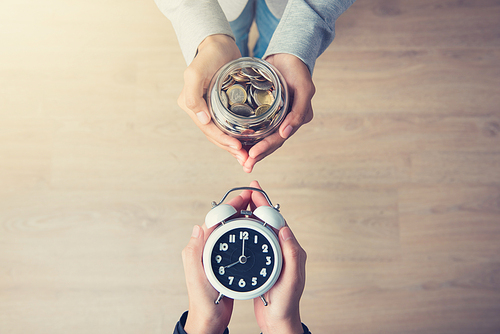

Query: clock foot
left=260, top=295, right=268, bottom=306
left=214, top=292, right=224, bottom=304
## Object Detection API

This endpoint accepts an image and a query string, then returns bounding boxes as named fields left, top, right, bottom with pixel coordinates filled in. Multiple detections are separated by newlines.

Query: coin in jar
left=230, top=103, right=254, bottom=117
left=255, top=90, right=274, bottom=106
left=251, top=79, right=273, bottom=91
left=220, top=90, right=229, bottom=109
left=255, top=104, right=271, bottom=116
left=241, top=67, right=260, bottom=79
left=227, top=84, right=247, bottom=105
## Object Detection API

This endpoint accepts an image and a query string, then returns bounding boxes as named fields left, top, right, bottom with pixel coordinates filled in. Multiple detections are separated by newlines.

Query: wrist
left=184, top=312, right=228, bottom=334
left=260, top=314, right=303, bottom=334
left=198, top=34, right=236, bottom=54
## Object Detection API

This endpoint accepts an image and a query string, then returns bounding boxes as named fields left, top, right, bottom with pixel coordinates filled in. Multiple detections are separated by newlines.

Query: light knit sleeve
left=154, top=0, right=235, bottom=65
left=264, top=0, right=356, bottom=75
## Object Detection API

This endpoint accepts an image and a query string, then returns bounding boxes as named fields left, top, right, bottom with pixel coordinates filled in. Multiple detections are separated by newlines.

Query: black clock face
left=211, top=227, right=275, bottom=292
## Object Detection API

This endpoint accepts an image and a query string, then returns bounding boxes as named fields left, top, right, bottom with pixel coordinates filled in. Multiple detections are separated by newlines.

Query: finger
left=279, top=92, right=314, bottom=140
left=201, top=132, right=248, bottom=166
left=180, top=64, right=212, bottom=125
left=182, top=225, right=208, bottom=289
left=226, top=187, right=252, bottom=212
left=249, top=180, right=272, bottom=211
left=243, top=132, right=286, bottom=173
left=278, top=226, right=307, bottom=289
left=248, top=131, right=285, bottom=158
left=201, top=223, right=218, bottom=245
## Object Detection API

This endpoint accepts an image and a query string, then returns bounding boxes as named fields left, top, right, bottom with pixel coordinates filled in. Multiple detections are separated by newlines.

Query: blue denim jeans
left=229, top=0, right=280, bottom=58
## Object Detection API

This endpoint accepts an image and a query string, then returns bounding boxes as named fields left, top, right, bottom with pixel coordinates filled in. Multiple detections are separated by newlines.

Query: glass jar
left=207, top=57, right=289, bottom=146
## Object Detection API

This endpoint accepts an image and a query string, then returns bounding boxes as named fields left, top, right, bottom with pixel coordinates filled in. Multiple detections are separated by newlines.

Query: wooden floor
left=1, top=0, right=500, bottom=333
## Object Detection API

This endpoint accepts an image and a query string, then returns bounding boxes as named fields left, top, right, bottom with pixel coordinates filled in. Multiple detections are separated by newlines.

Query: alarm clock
left=203, top=187, right=285, bottom=306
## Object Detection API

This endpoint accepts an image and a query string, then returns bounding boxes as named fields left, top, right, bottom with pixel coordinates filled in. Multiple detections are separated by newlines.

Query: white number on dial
left=266, top=256, right=271, bottom=265
left=262, top=244, right=268, bottom=253
left=260, top=268, right=267, bottom=277
left=238, top=278, right=246, bottom=288
left=240, top=231, right=249, bottom=240
left=228, top=276, right=234, bottom=285
left=229, top=234, right=235, bottom=243
left=219, top=266, right=225, bottom=275
left=252, top=277, right=257, bottom=286
left=220, top=243, right=228, bottom=251
left=215, top=255, right=222, bottom=263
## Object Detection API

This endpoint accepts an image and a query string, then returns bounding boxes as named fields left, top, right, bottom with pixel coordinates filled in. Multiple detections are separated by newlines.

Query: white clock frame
left=203, top=218, right=283, bottom=300
left=202, top=186, right=286, bottom=305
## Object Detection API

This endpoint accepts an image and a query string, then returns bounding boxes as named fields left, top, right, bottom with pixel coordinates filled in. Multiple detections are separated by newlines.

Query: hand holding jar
left=178, top=35, right=314, bottom=173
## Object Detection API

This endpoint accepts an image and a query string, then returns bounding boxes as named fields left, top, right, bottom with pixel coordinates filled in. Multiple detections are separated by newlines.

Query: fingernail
left=281, top=227, right=293, bottom=241
left=196, top=111, right=209, bottom=124
left=282, top=125, right=293, bottom=138
left=191, top=225, right=201, bottom=238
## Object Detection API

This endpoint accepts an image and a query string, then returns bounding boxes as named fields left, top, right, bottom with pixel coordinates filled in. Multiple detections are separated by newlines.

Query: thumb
left=278, top=226, right=306, bottom=289
left=180, top=68, right=212, bottom=125
left=182, top=225, right=207, bottom=284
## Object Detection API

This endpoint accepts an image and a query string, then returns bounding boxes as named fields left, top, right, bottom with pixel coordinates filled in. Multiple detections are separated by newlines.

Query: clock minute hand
left=241, top=234, right=246, bottom=257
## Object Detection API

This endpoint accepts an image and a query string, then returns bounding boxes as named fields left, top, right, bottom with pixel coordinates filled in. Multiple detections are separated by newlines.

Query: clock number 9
left=215, top=255, right=222, bottom=263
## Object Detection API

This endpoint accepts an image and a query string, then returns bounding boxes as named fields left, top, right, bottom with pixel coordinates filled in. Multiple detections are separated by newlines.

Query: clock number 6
left=238, top=278, right=246, bottom=288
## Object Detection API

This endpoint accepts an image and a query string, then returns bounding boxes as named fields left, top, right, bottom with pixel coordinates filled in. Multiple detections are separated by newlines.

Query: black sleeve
left=173, top=311, right=229, bottom=334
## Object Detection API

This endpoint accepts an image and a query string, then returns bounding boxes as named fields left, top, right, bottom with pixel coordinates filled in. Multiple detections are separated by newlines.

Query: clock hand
left=224, top=256, right=251, bottom=269
left=224, top=260, right=240, bottom=269
left=242, top=235, right=246, bottom=257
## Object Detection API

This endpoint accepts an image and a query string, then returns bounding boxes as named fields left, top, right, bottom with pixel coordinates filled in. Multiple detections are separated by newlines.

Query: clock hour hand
left=224, top=256, right=251, bottom=269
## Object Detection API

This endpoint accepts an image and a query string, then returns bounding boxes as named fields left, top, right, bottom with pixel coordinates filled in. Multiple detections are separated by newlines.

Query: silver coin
left=256, top=68, right=273, bottom=82
left=241, top=67, right=260, bottom=78
left=220, top=90, right=229, bottom=109
left=251, top=79, right=273, bottom=91
left=226, top=84, right=247, bottom=105
left=230, top=103, right=254, bottom=117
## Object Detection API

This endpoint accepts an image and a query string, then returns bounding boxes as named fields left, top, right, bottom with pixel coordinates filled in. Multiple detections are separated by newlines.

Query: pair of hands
left=178, top=34, right=315, bottom=173
left=182, top=181, right=307, bottom=334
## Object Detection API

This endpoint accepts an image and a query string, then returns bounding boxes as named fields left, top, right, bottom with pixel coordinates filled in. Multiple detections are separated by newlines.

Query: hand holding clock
left=250, top=183, right=307, bottom=334
left=182, top=187, right=252, bottom=334
left=181, top=181, right=308, bottom=334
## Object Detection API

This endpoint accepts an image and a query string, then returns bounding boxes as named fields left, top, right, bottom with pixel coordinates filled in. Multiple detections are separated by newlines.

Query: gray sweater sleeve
left=154, top=0, right=235, bottom=65
left=264, top=0, right=356, bottom=74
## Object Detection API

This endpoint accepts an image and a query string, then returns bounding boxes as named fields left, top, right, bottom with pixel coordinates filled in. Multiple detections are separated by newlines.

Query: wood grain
left=1, top=0, right=500, bottom=333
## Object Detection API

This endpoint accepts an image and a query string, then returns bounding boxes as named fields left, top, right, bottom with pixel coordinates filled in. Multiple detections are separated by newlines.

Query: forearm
left=264, top=0, right=356, bottom=74
left=154, top=0, right=234, bottom=64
